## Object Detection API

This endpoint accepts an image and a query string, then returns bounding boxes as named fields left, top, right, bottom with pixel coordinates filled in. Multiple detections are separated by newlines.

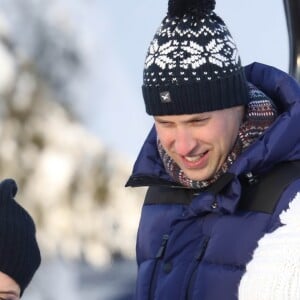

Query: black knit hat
left=0, top=179, right=41, bottom=296
left=142, top=0, right=249, bottom=115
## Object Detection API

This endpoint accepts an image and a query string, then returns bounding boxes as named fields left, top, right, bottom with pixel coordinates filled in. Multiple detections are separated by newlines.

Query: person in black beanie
left=0, top=179, right=41, bottom=299
left=126, top=0, right=300, bottom=299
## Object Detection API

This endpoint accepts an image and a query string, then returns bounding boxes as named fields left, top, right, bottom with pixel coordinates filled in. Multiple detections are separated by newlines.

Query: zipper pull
left=156, top=234, right=169, bottom=259
left=244, top=172, right=258, bottom=185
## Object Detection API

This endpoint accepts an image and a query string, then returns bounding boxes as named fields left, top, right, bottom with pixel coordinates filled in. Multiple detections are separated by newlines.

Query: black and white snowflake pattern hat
left=142, top=0, right=249, bottom=115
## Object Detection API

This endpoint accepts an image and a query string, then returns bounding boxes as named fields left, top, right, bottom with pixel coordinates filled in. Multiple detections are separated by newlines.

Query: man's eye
left=0, top=296, right=18, bottom=300
left=158, top=121, right=173, bottom=127
left=192, top=118, right=207, bottom=124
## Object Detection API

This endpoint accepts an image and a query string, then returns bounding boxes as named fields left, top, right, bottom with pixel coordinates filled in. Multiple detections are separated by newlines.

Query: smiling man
left=126, top=0, right=300, bottom=299
left=154, top=106, right=244, bottom=182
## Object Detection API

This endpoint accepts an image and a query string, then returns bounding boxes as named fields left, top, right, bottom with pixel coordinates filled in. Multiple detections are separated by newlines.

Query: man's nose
left=174, top=129, right=197, bottom=156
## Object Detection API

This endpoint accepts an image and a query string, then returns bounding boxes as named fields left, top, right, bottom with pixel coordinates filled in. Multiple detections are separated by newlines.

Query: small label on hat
left=160, top=91, right=171, bottom=103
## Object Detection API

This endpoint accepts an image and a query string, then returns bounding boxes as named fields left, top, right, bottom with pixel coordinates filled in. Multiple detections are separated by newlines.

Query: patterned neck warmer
left=157, top=83, right=278, bottom=189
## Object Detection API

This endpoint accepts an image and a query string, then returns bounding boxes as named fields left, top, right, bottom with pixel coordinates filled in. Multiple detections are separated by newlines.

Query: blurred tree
left=0, top=0, right=84, bottom=113
left=0, top=2, right=144, bottom=269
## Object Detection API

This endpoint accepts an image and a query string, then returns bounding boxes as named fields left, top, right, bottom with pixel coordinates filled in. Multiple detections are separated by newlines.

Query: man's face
left=154, top=106, right=244, bottom=181
left=0, top=271, right=20, bottom=300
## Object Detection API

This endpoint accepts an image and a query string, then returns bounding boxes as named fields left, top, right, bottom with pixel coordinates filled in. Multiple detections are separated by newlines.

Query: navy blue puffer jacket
left=126, top=62, right=300, bottom=300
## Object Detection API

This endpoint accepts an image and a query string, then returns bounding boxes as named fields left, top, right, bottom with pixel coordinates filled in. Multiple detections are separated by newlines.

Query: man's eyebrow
left=154, top=117, right=167, bottom=121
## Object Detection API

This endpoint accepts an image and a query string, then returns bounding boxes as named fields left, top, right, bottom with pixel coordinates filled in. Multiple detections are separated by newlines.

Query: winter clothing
left=126, top=62, right=300, bottom=300
left=142, top=0, right=248, bottom=115
left=0, top=179, right=41, bottom=296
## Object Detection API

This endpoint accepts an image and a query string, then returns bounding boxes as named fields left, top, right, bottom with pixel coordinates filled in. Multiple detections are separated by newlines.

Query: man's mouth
left=181, top=151, right=209, bottom=168
left=184, top=153, right=206, bottom=162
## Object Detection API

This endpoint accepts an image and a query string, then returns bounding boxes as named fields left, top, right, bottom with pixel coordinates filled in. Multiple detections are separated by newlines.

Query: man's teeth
left=185, top=154, right=204, bottom=162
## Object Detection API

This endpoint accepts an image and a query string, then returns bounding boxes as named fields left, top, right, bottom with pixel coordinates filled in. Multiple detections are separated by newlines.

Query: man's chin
left=182, top=169, right=212, bottom=182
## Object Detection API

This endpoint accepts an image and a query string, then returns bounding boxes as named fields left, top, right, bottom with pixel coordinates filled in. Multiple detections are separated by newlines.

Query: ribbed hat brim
left=143, top=69, right=249, bottom=115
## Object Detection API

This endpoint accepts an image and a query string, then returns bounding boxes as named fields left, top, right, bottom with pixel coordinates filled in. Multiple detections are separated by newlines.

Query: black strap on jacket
left=144, top=160, right=300, bottom=214
left=238, top=160, right=300, bottom=213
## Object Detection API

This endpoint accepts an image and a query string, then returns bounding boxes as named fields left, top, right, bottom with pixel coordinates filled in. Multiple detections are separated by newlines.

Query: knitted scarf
left=157, top=83, right=278, bottom=189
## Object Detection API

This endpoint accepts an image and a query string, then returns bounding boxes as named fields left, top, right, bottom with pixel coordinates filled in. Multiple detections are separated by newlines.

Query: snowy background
left=0, top=0, right=289, bottom=299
